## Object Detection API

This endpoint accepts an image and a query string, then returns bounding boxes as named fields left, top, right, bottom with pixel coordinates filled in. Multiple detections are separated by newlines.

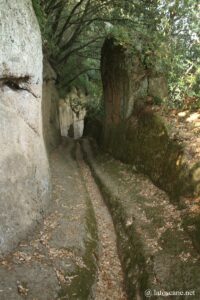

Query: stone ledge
left=82, top=139, right=200, bottom=300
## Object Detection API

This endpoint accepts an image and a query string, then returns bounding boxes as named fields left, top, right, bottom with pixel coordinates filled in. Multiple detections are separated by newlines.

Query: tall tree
left=33, top=0, right=200, bottom=107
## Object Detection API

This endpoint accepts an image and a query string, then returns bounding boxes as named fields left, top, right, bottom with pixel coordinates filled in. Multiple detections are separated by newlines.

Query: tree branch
left=56, top=0, right=87, bottom=44
left=60, top=68, right=100, bottom=87
left=58, top=36, right=102, bottom=64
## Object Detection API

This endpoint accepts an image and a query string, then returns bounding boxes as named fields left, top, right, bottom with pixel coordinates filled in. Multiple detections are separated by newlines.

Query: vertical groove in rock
left=76, top=142, right=127, bottom=300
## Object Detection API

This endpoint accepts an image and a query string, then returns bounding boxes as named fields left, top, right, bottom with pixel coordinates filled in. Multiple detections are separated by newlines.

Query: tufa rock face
left=42, top=58, right=61, bottom=152
left=0, top=1, right=42, bottom=85
left=59, top=87, right=86, bottom=139
left=101, top=38, right=144, bottom=123
left=101, top=38, right=168, bottom=125
left=0, top=0, right=51, bottom=255
left=101, top=38, right=167, bottom=125
left=148, top=76, right=168, bottom=100
left=100, top=37, right=195, bottom=199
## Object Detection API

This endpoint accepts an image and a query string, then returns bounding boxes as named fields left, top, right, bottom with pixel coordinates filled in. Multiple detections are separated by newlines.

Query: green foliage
left=157, top=0, right=200, bottom=108
left=33, top=0, right=199, bottom=112
left=85, top=97, right=104, bottom=119
left=153, top=96, right=163, bottom=106
left=108, top=26, right=133, bottom=48
left=32, top=0, right=45, bottom=29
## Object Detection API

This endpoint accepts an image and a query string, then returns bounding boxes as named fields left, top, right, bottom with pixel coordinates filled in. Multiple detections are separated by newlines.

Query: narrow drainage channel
left=76, top=142, right=127, bottom=300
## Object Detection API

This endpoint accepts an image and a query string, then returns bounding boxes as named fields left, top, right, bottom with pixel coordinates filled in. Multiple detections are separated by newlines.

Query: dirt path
left=81, top=138, right=200, bottom=299
left=76, top=142, right=127, bottom=300
left=0, top=139, right=127, bottom=299
left=0, top=141, right=98, bottom=300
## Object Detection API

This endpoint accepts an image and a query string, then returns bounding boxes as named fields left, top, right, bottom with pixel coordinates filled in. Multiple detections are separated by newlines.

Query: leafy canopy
left=33, top=0, right=200, bottom=109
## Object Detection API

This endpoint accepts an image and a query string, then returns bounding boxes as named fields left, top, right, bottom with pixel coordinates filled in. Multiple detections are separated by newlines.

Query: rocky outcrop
left=101, top=38, right=168, bottom=123
left=100, top=37, right=200, bottom=251
left=82, top=139, right=200, bottom=300
left=0, top=0, right=50, bottom=255
left=42, top=58, right=61, bottom=152
left=100, top=37, right=197, bottom=198
left=59, top=100, right=74, bottom=137
left=59, top=87, right=86, bottom=139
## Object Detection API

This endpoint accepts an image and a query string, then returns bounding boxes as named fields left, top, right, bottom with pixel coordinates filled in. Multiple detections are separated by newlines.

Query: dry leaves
left=17, top=281, right=29, bottom=296
left=77, top=148, right=127, bottom=300
left=161, top=108, right=200, bottom=165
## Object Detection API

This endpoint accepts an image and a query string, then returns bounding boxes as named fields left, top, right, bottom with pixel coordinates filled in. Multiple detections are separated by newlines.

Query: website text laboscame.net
left=145, top=289, right=195, bottom=297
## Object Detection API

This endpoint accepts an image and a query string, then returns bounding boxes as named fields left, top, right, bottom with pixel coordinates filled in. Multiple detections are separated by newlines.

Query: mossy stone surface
left=82, top=139, right=200, bottom=299
left=101, top=111, right=197, bottom=199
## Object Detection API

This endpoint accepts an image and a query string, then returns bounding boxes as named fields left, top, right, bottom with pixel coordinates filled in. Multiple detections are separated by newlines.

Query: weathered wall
left=59, top=87, right=86, bottom=139
left=101, top=37, right=198, bottom=199
left=42, top=58, right=61, bottom=152
left=59, top=99, right=74, bottom=137
left=0, top=0, right=51, bottom=255
left=101, top=38, right=168, bottom=124
left=101, top=38, right=147, bottom=124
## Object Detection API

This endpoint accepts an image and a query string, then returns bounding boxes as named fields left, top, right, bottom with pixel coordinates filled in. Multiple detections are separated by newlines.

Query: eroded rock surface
left=82, top=139, right=200, bottom=300
left=42, top=58, right=61, bottom=152
left=59, top=87, right=86, bottom=139
left=99, top=37, right=200, bottom=251
left=0, top=0, right=50, bottom=255
left=100, top=37, right=198, bottom=198
left=101, top=37, right=168, bottom=124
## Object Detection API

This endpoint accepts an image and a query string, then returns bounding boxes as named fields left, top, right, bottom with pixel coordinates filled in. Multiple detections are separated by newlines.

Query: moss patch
left=82, top=140, right=200, bottom=299
left=101, top=111, right=197, bottom=200
left=57, top=196, right=98, bottom=299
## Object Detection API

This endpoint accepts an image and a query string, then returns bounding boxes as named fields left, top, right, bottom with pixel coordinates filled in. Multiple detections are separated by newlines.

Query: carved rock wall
left=101, top=38, right=196, bottom=199
left=42, top=58, right=61, bottom=152
left=59, top=88, right=86, bottom=139
left=0, top=0, right=51, bottom=255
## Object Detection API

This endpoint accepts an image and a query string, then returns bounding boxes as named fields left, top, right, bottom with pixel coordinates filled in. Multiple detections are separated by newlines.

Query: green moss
left=83, top=154, right=150, bottom=299
left=82, top=139, right=200, bottom=298
left=93, top=110, right=200, bottom=253
left=57, top=197, right=98, bottom=299
left=143, top=205, right=166, bottom=227
left=101, top=111, right=197, bottom=200
left=182, top=214, right=200, bottom=253
left=159, top=228, right=186, bottom=255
